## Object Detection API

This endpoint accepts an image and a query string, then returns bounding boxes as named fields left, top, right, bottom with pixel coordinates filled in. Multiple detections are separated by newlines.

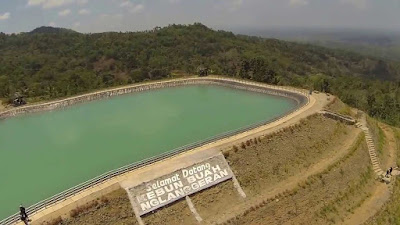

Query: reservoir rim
left=0, top=77, right=308, bottom=120
left=0, top=77, right=310, bottom=225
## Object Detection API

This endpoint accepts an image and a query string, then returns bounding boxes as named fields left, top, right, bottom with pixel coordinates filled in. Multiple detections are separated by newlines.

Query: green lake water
left=0, top=85, right=297, bottom=220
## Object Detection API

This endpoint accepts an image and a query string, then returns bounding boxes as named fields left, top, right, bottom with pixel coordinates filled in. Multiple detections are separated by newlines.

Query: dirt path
left=341, top=124, right=397, bottom=225
left=213, top=127, right=362, bottom=224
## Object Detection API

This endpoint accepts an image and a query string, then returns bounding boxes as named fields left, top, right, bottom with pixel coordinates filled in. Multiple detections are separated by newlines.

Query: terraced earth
left=37, top=98, right=400, bottom=225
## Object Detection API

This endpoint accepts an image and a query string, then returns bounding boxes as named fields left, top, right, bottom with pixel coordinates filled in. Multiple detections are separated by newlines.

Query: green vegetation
left=397, top=129, right=400, bottom=168
left=338, top=105, right=352, bottom=116
left=258, top=29, right=400, bottom=61
left=312, top=40, right=400, bottom=62
left=366, top=128, right=400, bottom=225
left=327, top=97, right=354, bottom=117
left=0, top=24, right=399, bottom=125
left=377, top=126, right=386, bottom=155
left=367, top=116, right=387, bottom=155
left=29, top=26, right=78, bottom=35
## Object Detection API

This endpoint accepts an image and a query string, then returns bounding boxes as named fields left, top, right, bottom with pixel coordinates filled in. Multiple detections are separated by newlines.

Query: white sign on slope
left=126, top=155, right=233, bottom=216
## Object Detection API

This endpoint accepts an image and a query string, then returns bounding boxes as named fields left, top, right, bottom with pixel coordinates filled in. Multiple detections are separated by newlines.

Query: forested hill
left=0, top=23, right=399, bottom=125
left=29, top=26, right=78, bottom=34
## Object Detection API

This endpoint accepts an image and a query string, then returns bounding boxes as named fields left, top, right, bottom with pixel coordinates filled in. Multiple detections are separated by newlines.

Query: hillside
left=42, top=108, right=400, bottom=225
left=0, top=23, right=399, bottom=125
left=29, top=26, right=78, bottom=34
left=239, top=28, right=400, bottom=61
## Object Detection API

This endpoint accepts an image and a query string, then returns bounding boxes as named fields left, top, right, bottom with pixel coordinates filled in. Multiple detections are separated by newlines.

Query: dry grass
left=70, top=201, right=99, bottom=218
left=366, top=127, right=400, bottom=225
left=45, top=189, right=137, bottom=225
left=367, top=116, right=387, bottom=164
left=42, top=217, right=63, bottom=225
left=191, top=180, right=242, bottom=224
left=51, top=115, right=362, bottom=225
left=326, top=97, right=354, bottom=117
left=226, top=115, right=355, bottom=196
left=229, top=133, right=375, bottom=225
left=143, top=198, right=197, bottom=225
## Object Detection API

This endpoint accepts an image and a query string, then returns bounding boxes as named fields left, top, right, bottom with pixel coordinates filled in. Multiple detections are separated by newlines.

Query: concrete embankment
left=0, top=77, right=308, bottom=120
left=2, top=77, right=312, bottom=225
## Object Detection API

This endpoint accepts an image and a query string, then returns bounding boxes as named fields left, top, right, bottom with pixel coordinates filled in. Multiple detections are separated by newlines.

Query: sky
left=0, top=0, right=399, bottom=33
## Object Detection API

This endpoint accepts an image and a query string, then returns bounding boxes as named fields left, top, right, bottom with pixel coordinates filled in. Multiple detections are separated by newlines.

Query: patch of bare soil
left=229, top=134, right=375, bottom=225
left=93, top=57, right=117, bottom=72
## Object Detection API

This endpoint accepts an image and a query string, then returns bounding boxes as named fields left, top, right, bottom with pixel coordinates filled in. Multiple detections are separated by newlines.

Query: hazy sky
left=0, top=0, right=399, bottom=33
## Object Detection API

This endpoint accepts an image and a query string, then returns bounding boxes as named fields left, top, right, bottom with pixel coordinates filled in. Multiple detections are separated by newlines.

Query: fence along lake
left=0, top=84, right=297, bottom=220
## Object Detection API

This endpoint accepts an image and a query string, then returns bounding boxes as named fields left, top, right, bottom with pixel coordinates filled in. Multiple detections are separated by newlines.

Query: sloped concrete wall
left=0, top=78, right=308, bottom=120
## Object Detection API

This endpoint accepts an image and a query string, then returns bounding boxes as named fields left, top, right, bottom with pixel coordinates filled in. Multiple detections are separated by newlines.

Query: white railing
left=0, top=77, right=310, bottom=225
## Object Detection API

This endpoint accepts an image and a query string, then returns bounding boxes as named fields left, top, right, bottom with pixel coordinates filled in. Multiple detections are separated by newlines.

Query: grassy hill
left=0, top=23, right=399, bottom=125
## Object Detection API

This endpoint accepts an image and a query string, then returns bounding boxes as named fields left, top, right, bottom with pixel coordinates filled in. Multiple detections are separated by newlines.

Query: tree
left=0, top=23, right=399, bottom=126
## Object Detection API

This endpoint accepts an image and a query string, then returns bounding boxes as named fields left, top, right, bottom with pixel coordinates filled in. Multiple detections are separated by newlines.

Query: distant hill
left=236, top=28, right=400, bottom=61
left=0, top=23, right=399, bottom=125
left=29, top=26, right=78, bottom=34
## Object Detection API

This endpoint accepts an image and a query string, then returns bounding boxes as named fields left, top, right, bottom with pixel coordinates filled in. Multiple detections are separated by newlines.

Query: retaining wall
left=319, top=110, right=356, bottom=125
left=0, top=77, right=309, bottom=225
left=0, top=77, right=307, bottom=120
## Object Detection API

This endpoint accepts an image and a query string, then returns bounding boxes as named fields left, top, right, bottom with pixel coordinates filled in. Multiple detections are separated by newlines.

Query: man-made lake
left=0, top=84, right=297, bottom=220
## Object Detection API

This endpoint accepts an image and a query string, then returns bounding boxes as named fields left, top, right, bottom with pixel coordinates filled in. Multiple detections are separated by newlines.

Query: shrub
left=100, top=196, right=109, bottom=204
left=223, top=151, right=230, bottom=157
left=70, top=200, right=99, bottom=218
